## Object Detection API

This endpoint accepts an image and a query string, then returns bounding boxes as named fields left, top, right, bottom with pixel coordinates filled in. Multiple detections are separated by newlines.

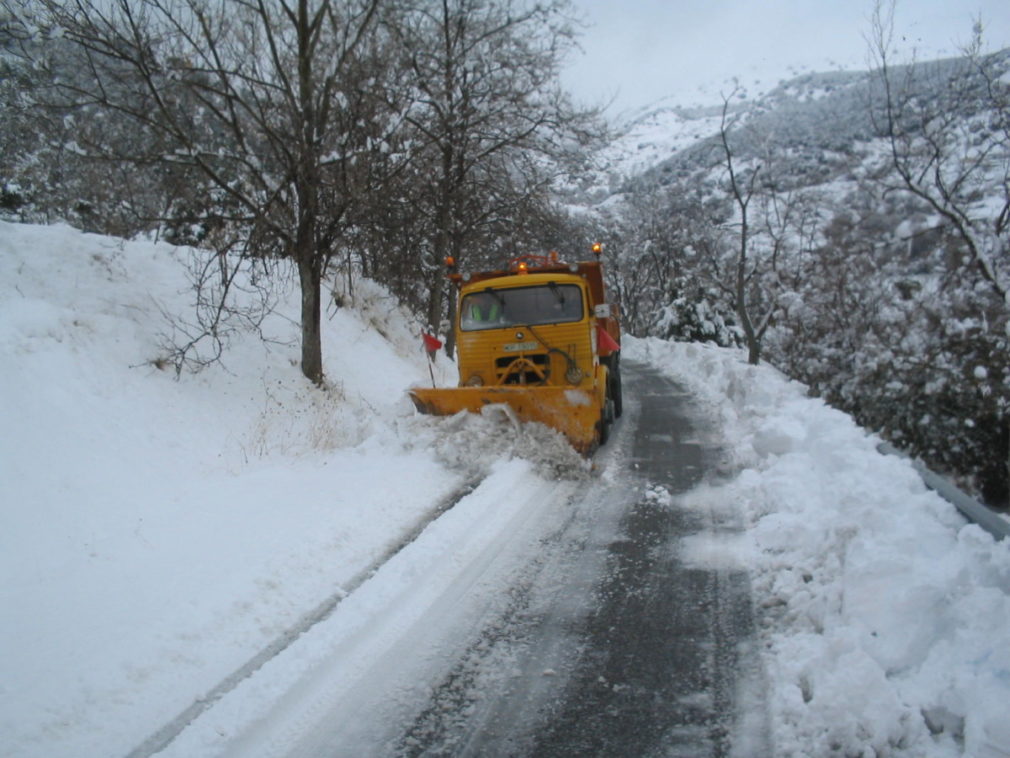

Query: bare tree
left=156, top=240, right=280, bottom=376
left=711, top=89, right=782, bottom=364
left=703, top=86, right=828, bottom=365
left=384, top=0, right=600, bottom=351
left=31, top=0, right=385, bottom=385
left=868, top=0, right=1009, bottom=304
left=718, top=97, right=763, bottom=363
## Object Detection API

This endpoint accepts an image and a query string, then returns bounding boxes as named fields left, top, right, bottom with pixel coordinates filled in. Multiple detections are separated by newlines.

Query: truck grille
left=495, top=353, right=550, bottom=385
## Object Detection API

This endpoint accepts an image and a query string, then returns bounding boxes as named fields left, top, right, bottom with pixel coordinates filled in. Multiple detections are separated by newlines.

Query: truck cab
left=457, top=272, right=595, bottom=388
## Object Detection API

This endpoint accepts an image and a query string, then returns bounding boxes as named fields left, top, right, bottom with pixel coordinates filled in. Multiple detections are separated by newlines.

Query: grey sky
left=561, top=0, right=1010, bottom=115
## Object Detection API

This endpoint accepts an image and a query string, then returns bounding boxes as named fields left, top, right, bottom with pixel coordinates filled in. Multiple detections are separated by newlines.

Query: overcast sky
left=561, top=0, right=1010, bottom=116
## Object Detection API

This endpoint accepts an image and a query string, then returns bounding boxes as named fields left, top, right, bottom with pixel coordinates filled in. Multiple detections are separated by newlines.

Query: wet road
left=391, top=362, right=771, bottom=757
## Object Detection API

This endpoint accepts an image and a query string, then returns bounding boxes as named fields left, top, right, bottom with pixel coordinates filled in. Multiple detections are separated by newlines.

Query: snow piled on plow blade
left=409, top=385, right=600, bottom=454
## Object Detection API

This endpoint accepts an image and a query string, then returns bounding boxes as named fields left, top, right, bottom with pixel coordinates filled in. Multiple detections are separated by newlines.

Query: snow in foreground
left=2, top=221, right=1009, bottom=758
left=0, top=220, right=580, bottom=758
left=627, top=337, right=1010, bottom=758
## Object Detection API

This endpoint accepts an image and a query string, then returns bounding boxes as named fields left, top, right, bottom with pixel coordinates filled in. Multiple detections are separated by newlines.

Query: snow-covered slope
left=594, top=103, right=727, bottom=183
left=0, top=221, right=476, bottom=757
left=591, top=52, right=1008, bottom=193
left=3, top=222, right=1009, bottom=757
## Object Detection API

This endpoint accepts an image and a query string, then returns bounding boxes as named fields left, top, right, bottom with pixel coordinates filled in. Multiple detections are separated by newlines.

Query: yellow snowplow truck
left=410, top=245, right=622, bottom=454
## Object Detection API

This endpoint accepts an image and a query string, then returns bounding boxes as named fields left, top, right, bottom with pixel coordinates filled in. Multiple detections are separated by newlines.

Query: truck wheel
left=611, top=364, right=623, bottom=419
left=598, top=397, right=615, bottom=447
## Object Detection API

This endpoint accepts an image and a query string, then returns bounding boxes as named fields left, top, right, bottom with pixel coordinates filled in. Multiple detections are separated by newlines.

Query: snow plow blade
left=409, top=386, right=600, bottom=454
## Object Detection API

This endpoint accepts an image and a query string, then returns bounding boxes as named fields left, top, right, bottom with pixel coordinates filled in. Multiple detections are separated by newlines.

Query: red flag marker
left=422, top=332, right=443, bottom=352
left=597, top=325, right=620, bottom=353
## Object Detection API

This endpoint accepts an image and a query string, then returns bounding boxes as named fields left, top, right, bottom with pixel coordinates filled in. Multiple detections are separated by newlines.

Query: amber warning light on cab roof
left=445, top=243, right=600, bottom=273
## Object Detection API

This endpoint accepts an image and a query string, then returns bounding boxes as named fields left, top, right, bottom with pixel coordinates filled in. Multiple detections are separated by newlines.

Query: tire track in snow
left=122, top=477, right=483, bottom=758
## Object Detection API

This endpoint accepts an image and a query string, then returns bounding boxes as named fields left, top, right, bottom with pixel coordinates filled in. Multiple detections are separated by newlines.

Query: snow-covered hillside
left=2, top=221, right=1009, bottom=757
left=592, top=102, right=727, bottom=184
left=0, top=221, right=464, bottom=753
left=592, top=51, right=1009, bottom=192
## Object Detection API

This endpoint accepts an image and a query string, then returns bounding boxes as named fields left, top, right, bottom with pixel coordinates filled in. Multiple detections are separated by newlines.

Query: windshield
left=460, top=284, right=584, bottom=331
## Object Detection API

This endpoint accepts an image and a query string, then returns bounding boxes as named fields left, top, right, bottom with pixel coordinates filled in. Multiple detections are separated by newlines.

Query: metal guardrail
left=877, top=442, right=1010, bottom=542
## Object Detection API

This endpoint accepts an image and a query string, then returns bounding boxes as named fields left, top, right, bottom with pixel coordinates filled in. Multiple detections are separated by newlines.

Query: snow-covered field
left=2, top=221, right=1008, bottom=757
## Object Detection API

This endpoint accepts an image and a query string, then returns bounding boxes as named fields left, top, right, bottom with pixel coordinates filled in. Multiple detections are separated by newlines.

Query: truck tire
left=598, top=396, right=615, bottom=447
left=611, top=363, right=623, bottom=419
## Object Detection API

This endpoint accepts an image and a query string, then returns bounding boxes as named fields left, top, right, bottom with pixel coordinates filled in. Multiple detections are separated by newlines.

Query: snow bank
left=0, top=221, right=468, bottom=758
left=627, top=336, right=1010, bottom=758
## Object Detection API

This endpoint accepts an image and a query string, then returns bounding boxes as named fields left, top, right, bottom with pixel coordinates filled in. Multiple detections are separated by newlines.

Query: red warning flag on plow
left=422, top=332, right=443, bottom=352
left=596, top=325, right=620, bottom=353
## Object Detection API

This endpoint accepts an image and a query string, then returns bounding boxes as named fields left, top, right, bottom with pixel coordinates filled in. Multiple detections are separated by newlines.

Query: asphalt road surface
left=391, top=361, right=771, bottom=757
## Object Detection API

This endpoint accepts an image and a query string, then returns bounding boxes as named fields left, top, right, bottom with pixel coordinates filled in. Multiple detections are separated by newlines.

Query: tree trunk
left=298, top=253, right=323, bottom=385
left=735, top=210, right=760, bottom=365
left=442, top=232, right=465, bottom=359
left=293, top=0, right=324, bottom=386
left=444, top=285, right=457, bottom=359
left=737, top=282, right=761, bottom=364
left=426, top=171, right=452, bottom=346
left=426, top=269, right=445, bottom=333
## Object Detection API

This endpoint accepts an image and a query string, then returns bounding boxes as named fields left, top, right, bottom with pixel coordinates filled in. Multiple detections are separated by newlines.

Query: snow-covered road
left=152, top=362, right=768, bottom=757
left=393, top=362, right=771, bottom=757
